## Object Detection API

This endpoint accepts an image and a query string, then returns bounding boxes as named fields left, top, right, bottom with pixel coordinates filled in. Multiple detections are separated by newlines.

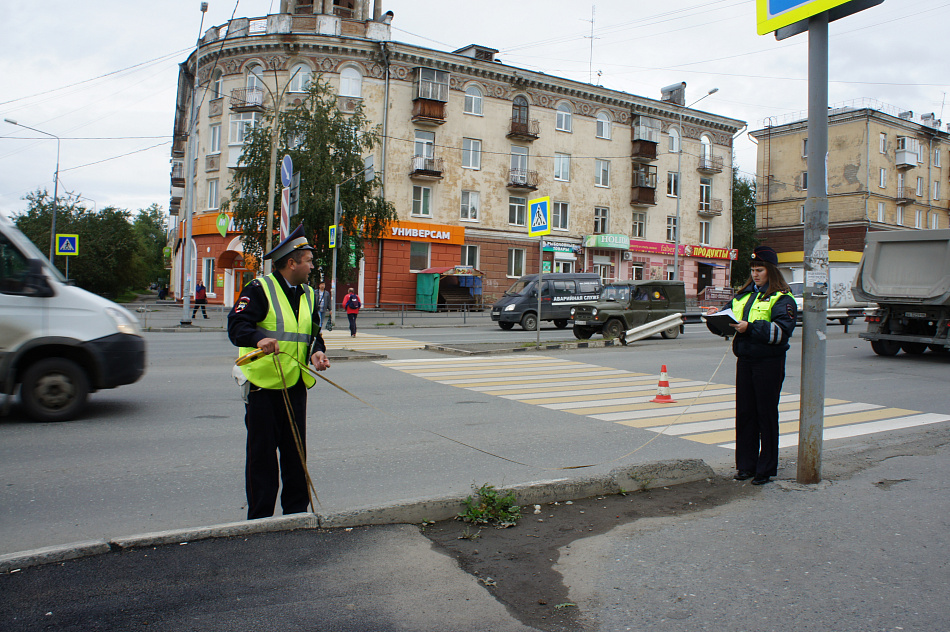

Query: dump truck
left=852, top=229, right=950, bottom=356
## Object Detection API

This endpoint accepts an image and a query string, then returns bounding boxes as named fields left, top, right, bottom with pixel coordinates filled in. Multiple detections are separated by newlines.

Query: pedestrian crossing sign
left=528, top=196, right=551, bottom=237
left=55, top=234, right=79, bottom=256
left=329, top=225, right=337, bottom=249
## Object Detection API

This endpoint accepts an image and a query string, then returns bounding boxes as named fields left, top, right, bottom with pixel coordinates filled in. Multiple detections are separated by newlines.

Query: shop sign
left=542, top=241, right=581, bottom=253
left=383, top=220, right=465, bottom=245
left=583, top=234, right=630, bottom=249
left=683, top=245, right=739, bottom=260
left=629, top=240, right=681, bottom=256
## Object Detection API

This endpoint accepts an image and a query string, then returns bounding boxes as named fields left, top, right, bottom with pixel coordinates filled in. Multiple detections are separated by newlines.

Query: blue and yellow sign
left=329, top=225, right=337, bottom=249
left=757, top=0, right=855, bottom=34
left=55, top=234, right=79, bottom=256
left=528, top=196, right=551, bottom=237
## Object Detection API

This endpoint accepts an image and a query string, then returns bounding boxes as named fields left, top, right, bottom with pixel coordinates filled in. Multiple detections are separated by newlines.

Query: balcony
left=230, top=87, right=265, bottom=112
left=169, top=199, right=180, bottom=216
left=631, top=118, right=661, bottom=163
left=697, top=154, right=724, bottom=174
left=507, top=168, right=539, bottom=191
left=896, top=149, right=917, bottom=169
left=630, top=166, right=657, bottom=207
left=170, top=161, right=184, bottom=187
left=507, top=118, right=540, bottom=142
left=896, top=186, right=915, bottom=205
left=630, top=139, right=658, bottom=162
left=409, top=155, right=444, bottom=180
left=411, top=99, right=446, bottom=125
left=698, top=198, right=724, bottom=217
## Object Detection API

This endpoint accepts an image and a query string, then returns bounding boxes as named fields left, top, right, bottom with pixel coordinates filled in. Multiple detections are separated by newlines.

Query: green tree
left=133, top=203, right=169, bottom=288
left=731, top=171, right=758, bottom=288
left=223, top=77, right=397, bottom=285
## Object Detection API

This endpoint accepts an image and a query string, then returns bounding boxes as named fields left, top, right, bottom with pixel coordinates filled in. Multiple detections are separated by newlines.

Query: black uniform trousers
left=244, top=379, right=309, bottom=519
left=735, top=356, right=785, bottom=477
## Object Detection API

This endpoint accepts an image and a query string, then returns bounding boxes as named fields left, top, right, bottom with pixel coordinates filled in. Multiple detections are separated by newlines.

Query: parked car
left=570, top=280, right=686, bottom=340
left=491, top=273, right=603, bottom=331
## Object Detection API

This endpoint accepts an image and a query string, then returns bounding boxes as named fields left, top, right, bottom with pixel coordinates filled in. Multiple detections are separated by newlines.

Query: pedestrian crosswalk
left=323, top=330, right=425, bottom=351
left=377, top=355, right=950, bottom=449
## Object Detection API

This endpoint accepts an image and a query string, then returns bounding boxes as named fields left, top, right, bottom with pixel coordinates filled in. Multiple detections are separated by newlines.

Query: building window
left=897, top=172, right=904, bottom=192
left=556, top=104, right=572, bottom=132
left=896, top=206, right=904, bottom=226
left=460, top=190, right=479, bottom=221
left=915, top=209, right=924, bottom=228
left=801, top=171, right=808, bottom=190
left=461, top=244, right=478, bottom=268
left=801, top=137, right=808, bottom=157
left=208, top=179, right=219, bottom=210
left=289, top=63, right=313, bottom=93
left=631, top=263, right=644, bottom=280
left=228, top=111, right=260, bottom=167
left=800, top=205, right=806, bottom=224
left=412, top=186, right=431, bottom=217
left=879, top=168, right=886, bottom=188
left=935, top=147, right=942, bottom=167
left=935, top=181, right=941, bottom=201
left=666, top=216, right=677, bottom=242
left=700, top=135, right=713, bottom=164
left=338, top=66, right=361, bottom=97
left=507, top=248, right=525, bottom=277
left=594, top=159, right=610, bottom=187
left=462, top=138, right=481, bottom=169
left=246, top=63, right=265, bottom=92
left=209, top=124, right=221, bottom=154
left=916, top=177, right=924, bottom=196
left=416, top=68, right=449, bottom=101
left=210, top=70, right=223, bottom=99
left=667, top=171, right=679, bottom=197
left=699, top=220, right=711, bottom=245
left=594, top=207, right=609, bottom=234
left=879, top=132, right=886, bottom=154
left=508, top=196, right=526, bottom=226
left=877, top=202, right=885, bottom=222
left=552, top=201, right=569, bottom=230
left=699, top=177, right=712, bottom=211
left=463, top=85, right=483, bottom=115
left=554, top=153, right=570, bottom=181
left=932, top=213, right=940, bottom=229
left=202, top=258, right=215, bottom=290
left=668, top=127, right=680, bottom=153
left=409, top=242, right=430, bottom=272
left=666, top=265, right=675, bottom=281
left=632, top=212, right=646, bottom=238
left=510, top=145, right=528, bottom=183
left=596, top=112, right=611, bottom=139
left=512, top=95, right=529, bottom=127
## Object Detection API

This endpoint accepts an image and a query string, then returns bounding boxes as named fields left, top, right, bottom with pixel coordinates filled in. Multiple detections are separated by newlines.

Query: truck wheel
left=901, top=342, right=928, bottom=355
left=870, top=340, right=901, bottom=356
left=660, top=325, right=680, bottom=339
left=520, top=313, right=538, bottom=331
left=20, top=358, right=90, bottom=422
left=498, top=322, right=514, bottom=330
left=553, top=319, right=568, bottom=329
left=603, top=319, right=625, bottom=339
left=572, top=326, right=593, bottom=340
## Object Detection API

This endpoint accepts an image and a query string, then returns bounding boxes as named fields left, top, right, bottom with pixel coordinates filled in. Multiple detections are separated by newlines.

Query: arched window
left=700, top=134, right=712, bottom=158
left=512, top=95, right=528, bottom=125
left=210, top=70, right=223, bottom=99
left=464, top=85, right=483, bottom=115
left=668, top=126, right=681, bottom=153
left=556, top=103, right=572, bottom=132
left=339, top=67, right=362, bottom=97
left=596, top=111, right=611, bottom=139
left=288, top=63, right=312, bottom=93
left=246, top=63, right=264, bottom=91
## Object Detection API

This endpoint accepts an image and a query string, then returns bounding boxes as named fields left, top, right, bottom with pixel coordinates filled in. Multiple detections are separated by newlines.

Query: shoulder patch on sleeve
left=235, top=297, right=250, bottom=313
left=787, top=303, right=795, bottom=319
left=249, top=279, right=261, bottom=287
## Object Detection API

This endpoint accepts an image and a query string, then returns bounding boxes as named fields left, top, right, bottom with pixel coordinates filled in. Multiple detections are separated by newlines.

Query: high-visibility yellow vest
left=731, top=290, right=792, bottom=324
left=239, top=275, right=316, bottom=389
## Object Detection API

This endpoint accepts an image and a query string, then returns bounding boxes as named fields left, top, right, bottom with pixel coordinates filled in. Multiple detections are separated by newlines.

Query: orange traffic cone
left=650, top=364, right=678, bottom=403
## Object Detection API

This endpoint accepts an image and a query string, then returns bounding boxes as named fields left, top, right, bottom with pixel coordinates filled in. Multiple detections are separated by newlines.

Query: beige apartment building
left=169, top=0, right=744, bottom=308
left=750, top=100, right=950, bottom=274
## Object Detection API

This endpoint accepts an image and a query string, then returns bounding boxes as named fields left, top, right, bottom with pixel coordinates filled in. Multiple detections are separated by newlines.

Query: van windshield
left=504, top=280, right=532, bottom=296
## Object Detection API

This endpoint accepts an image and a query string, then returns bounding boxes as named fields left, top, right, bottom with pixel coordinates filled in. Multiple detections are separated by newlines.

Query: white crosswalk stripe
left=323, top=330, right=425, bottom=350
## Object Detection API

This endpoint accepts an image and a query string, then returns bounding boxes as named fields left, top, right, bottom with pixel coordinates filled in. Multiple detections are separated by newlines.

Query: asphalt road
left=1, top=322, right=948, bottom=556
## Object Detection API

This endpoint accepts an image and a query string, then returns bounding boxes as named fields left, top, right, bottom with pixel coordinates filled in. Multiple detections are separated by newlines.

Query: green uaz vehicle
left=570, top=280, right=686, bottom=340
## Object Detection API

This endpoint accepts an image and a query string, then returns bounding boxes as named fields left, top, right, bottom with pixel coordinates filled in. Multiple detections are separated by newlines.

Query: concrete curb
left=426, top=338, right=625, bottom=355
left=0, top=458, right=713, bottom=573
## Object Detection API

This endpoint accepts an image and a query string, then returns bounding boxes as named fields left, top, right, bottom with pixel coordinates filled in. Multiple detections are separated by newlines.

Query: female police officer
left=708, top=245, right=796, bottom=485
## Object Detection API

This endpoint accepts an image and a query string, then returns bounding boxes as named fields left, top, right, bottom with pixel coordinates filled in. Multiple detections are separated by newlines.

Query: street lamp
left=672, top=87, right=718, bottom=281
left=4, top=118, right=61, bottom=263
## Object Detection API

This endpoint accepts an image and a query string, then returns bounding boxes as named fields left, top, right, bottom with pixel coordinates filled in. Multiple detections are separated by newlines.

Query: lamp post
left=4, top=118, right=61, bottom=263
left=672, top=87, right=718, bottom=281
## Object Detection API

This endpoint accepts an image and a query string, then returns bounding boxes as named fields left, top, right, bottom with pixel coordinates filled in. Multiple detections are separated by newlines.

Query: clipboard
left=703, top=307, right=740, bottom=337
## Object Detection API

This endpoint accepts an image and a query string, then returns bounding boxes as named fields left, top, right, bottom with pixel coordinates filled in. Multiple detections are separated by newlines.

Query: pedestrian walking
left=316, top=281, right=331, bottom=329
left=342, top=287, right=361, bottom=337
left=192, top=281, right=209, bottom=319
left=227, top=224, right=331, bottom=519
left=706, top=245, right=796, bottom=485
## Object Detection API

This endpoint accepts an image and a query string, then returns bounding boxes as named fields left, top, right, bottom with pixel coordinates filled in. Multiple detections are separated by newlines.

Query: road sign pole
left=537, top=236, right=543, bottom=349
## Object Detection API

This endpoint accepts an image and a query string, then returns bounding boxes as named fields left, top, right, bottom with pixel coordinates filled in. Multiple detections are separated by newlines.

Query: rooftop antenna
left=583, top=5, right=600, bottom=84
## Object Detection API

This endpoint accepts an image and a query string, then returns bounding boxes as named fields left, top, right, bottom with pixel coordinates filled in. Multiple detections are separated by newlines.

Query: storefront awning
left=419, top=266, right=484, bottom=277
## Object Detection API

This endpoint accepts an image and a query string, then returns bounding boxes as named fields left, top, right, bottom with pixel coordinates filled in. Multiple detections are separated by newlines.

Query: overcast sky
left=2, top=0, right=947, bottom=218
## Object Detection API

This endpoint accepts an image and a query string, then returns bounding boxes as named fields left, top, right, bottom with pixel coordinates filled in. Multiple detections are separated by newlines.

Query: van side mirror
left=24, top=259, right=54, bottom=297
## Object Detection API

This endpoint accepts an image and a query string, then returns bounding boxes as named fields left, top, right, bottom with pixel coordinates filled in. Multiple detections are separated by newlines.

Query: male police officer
left=228, top=224, right=330, bottom=519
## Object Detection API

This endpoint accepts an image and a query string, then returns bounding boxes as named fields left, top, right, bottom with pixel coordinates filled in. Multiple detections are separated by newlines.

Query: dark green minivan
left=570, top=280, right=686, bottom=340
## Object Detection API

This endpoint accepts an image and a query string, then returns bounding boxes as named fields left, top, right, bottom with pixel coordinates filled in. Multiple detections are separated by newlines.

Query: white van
left=0, top=215, right=146, bottom=421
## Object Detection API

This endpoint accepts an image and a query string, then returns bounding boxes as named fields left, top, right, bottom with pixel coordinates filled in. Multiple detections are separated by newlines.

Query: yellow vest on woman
left=731, top=290, right=791, bottom=324
left=238, top=275, right=316, bottom=389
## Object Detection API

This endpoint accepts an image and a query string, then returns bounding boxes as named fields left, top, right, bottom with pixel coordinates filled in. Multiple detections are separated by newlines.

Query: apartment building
left=169, top=0, right=744, bottom=308
left=750, top=100, right=950, bottom=275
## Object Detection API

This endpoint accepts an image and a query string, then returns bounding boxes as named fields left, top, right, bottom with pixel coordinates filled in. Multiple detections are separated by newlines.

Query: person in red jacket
left=342, top=287, right=361, bottom=337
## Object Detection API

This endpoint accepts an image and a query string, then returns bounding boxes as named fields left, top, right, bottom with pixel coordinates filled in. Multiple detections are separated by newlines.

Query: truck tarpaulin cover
left=852, top=229, right=950, bottom=304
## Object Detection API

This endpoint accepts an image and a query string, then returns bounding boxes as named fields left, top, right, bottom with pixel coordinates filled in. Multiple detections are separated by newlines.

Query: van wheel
left=660, top=325, right=680, bottom=339
left=573, top=326, right=593, bottom=340
left=498, top=322, right=514, bottom=330
left=870, top=340, right=901, bottom=356
left=603, top=319, right=625, bottom=339
left=901, top=342, right=928, bottom=355
left=521, top=313, right=538, bottom=331
left=20, top=358, right=90, bottom=422
left=553, top=319, right=568, bottom=329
